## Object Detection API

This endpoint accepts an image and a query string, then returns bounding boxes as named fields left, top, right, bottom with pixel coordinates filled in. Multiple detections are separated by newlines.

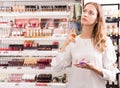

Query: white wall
left=84, top=0, right=120, bottom=4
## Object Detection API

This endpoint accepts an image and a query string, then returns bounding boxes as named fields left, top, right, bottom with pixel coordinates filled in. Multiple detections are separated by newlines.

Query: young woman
left=51, top=2, right=119, bottom=88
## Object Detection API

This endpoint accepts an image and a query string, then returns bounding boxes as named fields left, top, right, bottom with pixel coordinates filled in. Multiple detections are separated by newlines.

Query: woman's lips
left=81, top=18, right=88, bottom=21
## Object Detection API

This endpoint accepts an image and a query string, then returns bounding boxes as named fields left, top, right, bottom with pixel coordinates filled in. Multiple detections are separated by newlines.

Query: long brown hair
left=83, top=2, right=107, bottom=52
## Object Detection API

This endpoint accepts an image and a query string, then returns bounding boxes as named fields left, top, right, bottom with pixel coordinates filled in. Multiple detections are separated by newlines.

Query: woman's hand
left=74, top=59, right=103, bottom=77
left=60, top=28, right=76, bottom=52
left=74, top=60, right=94, bottom=70
left=65, top=28, right=77, bottom=44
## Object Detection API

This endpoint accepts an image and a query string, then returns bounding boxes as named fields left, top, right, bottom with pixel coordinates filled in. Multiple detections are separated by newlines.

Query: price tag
left=15, top=83, right=19, bottom=86
left=17, top=67, right=22, bottom=69
left=35, top=83, right=48, bottom=86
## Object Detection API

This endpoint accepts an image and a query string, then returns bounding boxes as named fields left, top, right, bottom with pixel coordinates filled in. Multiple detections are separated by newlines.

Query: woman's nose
left=83, top=12, right=88, bottom=17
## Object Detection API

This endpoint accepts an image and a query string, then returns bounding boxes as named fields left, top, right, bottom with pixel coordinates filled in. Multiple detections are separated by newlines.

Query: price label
left=35, top=83, right=48, bottom=86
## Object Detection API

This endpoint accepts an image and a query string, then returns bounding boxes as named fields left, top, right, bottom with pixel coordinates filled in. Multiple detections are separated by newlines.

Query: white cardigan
left=51, top=36, right=119, bottom=88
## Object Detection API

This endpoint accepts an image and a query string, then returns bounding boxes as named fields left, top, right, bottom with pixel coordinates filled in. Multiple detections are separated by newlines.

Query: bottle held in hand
left=71, top=28, right=76, bottom=38
left=79, top=61, right=85, bottom=65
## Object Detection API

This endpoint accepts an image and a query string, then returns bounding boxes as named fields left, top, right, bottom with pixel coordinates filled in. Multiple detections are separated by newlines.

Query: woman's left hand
left=74, top=60, right=103, bottom=77
left=74, top=61, right=95, bottom=70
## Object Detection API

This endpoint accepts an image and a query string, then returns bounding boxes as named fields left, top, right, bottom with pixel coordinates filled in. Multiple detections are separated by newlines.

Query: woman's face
left=81, top=4, right=98, bottom=26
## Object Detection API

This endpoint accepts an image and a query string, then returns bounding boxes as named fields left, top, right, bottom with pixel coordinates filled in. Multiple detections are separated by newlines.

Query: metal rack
left=101, top=3, right=120, bottom=88
left=0, top=0, right=83, bottom=88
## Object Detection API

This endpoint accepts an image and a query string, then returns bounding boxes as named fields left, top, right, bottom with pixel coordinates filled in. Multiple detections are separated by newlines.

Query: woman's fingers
left=71, top=36, right=76, bottom=43
left=66, top=34, right=75, bottom=44
left=74, top=61, right=94, bottom=70
left=60, top=28, right=76, bottom=52
left=68, top=28, right=76, bottom=43
left=70, top=28, right=76, bottom=38
left=70, top=28, right=76, bottom=33
left=74, top=63, right=87, bottom=69
left=74, top=64, right=81, bottom=67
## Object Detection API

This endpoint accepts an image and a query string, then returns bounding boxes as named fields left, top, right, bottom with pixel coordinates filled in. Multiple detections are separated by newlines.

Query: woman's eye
left=83, top=9, right=94, bottom=16
left=89, top=11, right=94, bottom=15
left=83, top=9, right=87, bottom=13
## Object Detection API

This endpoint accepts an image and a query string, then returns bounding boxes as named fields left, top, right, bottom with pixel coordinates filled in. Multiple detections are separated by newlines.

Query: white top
left=51, top=36, right=119, bottom=88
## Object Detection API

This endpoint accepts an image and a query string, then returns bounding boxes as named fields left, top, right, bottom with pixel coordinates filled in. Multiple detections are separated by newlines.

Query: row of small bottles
left=7, top=27, right=67, bottom=38
left=11, top=28, right=52, bottom=38
left=106, top=24, right=119, bottom=36
left=0, top=41, right=59, bottom=51
left=0, top=73, right=67, bottom=83
left=0, top=25, right=68, bottom=38
left=0, top=5, right=68, bottom=12
left=106, top=24, right=119, bottom=53
left=25, top=28, right=52, bottom=37
left=0, top=56, right=52, bottom=67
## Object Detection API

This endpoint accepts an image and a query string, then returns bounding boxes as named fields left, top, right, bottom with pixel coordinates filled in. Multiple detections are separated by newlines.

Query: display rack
left=0, top=0, right=83, bottom=88
left=101, top=3, right=120, bottom=88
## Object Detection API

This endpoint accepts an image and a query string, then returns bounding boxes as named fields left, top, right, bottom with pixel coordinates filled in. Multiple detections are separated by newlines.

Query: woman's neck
left=80, top=25, right=94, bottom=38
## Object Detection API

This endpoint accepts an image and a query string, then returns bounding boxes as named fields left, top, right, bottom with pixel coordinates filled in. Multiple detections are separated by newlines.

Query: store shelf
left=0, top=67, right=53, bottom=74
left=0, top=37, right=66, bottom=41
left=0, top=51, right=58, bottom=56
left=0, top=0, right=68, bottom=2
left=0, top=0, right=82, bottom=88
left=0, top=82, right=67, bottom=88
left=0, top=12, right=70, bottom=18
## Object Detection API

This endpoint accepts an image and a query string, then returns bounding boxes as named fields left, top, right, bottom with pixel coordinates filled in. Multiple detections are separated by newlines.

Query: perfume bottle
left=71, top=28, right=76, bottom=38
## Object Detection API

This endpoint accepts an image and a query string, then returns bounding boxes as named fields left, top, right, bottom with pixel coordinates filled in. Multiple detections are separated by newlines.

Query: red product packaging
left=15, top=18, right=28, bottom=28
left=29, top=18, right=40, bottom=27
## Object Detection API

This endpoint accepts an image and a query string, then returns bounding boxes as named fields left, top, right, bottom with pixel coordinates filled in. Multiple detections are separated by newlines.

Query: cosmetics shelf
left=0, top=82, right=67, bottom=88
left=0, top=0, right=84, bottom=88
left=0, top=37, right=66, bottom=41
left=0, top=51, right=59, bottom=57
left=0, top=67, right=53, bottom=74
left=0, top=0, right=69, bottom=2
left=0, top=12, right=70, bottom=18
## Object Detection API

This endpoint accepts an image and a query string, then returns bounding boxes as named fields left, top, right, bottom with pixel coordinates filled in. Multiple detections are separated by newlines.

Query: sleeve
left=51, top=43, right=73, bottom=72
left=102, top=37, right=120, bottom=82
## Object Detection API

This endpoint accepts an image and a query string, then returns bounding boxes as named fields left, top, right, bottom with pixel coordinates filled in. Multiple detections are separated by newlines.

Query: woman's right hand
left=60, top=28, right=76, bottom=52
left=67, top=28, right=76, bottom=43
